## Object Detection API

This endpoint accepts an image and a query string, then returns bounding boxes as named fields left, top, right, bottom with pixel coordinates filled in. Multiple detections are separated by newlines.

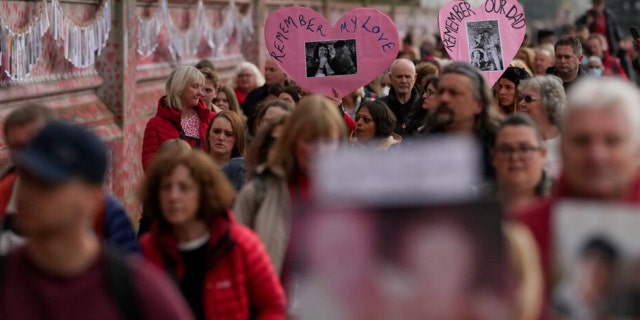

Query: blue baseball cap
left=14, top=121, right=108, bottom=185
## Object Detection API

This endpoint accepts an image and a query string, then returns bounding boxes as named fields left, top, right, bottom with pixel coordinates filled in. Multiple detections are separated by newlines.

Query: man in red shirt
left=0, top=121, right=194, bottom=319
left=516, top=77, right=640, bottom=305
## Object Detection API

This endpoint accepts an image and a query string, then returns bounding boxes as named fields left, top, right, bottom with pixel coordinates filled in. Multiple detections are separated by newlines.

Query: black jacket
left=378, top=87, right=421, bottom=136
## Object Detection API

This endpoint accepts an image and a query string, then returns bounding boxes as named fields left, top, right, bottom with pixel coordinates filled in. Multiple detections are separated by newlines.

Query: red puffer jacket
left=140, top=211, right=286, bottom=320
left=141, top=96, right=215, bottom=171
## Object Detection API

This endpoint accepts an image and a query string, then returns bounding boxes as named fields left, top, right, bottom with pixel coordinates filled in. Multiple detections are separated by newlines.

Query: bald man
left=378, top=59, right=420, bottom=135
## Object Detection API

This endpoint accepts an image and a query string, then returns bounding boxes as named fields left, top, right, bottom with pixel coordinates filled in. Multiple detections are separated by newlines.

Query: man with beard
left=422, top=62, right=503, bottom=178
left=379, top=59, right=421, bottom=136
left=546, top=36, right=587, bottom=91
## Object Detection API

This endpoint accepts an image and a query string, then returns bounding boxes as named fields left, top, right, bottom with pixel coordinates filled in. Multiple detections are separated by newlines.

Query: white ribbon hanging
left=138, top=0, right=254, bottom=59
left=51, top=0, right=112, bottom=68
left=0, top=0, right=49, bottom=81
left=136, top=0, right=166, bottom=57
left=166, top=0, right=201, bottom=60
left=200, top=0, right=254, bottom=56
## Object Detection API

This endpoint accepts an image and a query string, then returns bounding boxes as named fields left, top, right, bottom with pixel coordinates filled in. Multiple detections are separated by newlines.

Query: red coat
left=141, top=97, right=215, bottom=171
left=234, top=87, right=247, bottom=107
left=515, top=174, right=640, bottom=290
left=343, top=112, right=355, bottom=133
left=0, top=169, right=16, bottom=222
left=140, top=211, right=286, bottom=320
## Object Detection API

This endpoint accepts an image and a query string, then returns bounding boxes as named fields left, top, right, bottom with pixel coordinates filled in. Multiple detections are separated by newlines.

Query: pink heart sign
left=438, top=0, right=526, bottom=86
left=265, top=7, right=400, bottom=99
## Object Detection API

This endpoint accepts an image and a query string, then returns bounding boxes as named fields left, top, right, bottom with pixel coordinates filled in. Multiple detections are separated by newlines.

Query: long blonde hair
left=268, top=95, right=347, bottom=182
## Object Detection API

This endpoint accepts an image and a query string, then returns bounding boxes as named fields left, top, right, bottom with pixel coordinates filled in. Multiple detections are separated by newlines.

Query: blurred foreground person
left=0, top=121, right=193, bottom=319
left=517, top=77, right=640, bottom=305
left=293, top=203, right=516, bottom=320
left=0, top=104, right=54, bottom=253
left=142, top=65, right=215, bottom=171
left=554, top=237, right=619, bottom=319
left=234, top=95, right=346, bottom=275
left=0, top=105, right=139, bottom=255
left=140, top=150, right=286, bottom=319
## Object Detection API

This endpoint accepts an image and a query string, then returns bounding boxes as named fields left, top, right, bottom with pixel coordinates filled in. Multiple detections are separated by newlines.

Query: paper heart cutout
left=265, top=7, right=400, bottom=99
left=438, top=0, right=526, bottom=86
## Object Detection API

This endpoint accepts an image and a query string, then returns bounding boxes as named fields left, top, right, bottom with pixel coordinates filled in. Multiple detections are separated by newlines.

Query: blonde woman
left=142, top=65, right=215, bottom=170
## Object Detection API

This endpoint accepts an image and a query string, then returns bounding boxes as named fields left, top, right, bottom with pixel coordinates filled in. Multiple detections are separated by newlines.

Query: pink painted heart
left=265, top=7, right=399, bottom=99
left=438, top=0, right=526, bottom=86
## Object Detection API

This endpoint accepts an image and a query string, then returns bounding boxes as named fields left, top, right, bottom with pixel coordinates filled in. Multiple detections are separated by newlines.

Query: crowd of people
left=1, top=0, right=640, bottom=318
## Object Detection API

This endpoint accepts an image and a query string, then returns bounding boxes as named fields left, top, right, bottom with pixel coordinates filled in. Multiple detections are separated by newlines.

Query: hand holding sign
left=438, top=0, right=526, bottom=86
left=265, top=7, right=400, bottom=99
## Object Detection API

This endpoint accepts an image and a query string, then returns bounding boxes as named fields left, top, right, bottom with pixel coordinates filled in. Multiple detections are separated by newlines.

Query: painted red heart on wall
left=438, top=0, right=526, bottom=86
left=265, top=7, right=400, bottom=98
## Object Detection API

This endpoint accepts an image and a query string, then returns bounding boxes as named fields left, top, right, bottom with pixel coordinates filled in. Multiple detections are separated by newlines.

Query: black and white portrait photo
left=466, top=20, right=504, bottom=72
left=305, top=39, right=358, bottom=78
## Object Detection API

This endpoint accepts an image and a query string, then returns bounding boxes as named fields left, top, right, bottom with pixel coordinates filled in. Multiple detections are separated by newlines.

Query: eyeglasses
left=424, top=88, right=438, bottom=98
left=494, top=144, right=543, bottom=157
left=588, top=65, right=601, bottom=69
left=238, top=73, right=254, bottom=78
left=518, top=95, right=541, bottom=103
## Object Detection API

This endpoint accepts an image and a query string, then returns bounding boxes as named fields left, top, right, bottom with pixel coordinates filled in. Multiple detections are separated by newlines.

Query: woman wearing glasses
left=405, top=77, right=439, bottom=134
left=517, top=75, right=566, bottom=178
left=490, top=113, right=552, bottom=212
left=489, top=114, right=548, bottom=320
left=482, top=113, right=551, bottom=320
left=233, top=62, right=265, bottom=107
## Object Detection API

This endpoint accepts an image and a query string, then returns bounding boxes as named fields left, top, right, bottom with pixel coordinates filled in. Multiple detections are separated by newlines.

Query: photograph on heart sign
left=305, top=39, right=358, bottom=78
left=467, top=20, right=504, bottom=72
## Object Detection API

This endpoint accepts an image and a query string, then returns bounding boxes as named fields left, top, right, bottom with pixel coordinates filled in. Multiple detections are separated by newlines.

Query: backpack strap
left=0, top=254, right=5, bottom=286
left=105, top=248, right=140, bottom=320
